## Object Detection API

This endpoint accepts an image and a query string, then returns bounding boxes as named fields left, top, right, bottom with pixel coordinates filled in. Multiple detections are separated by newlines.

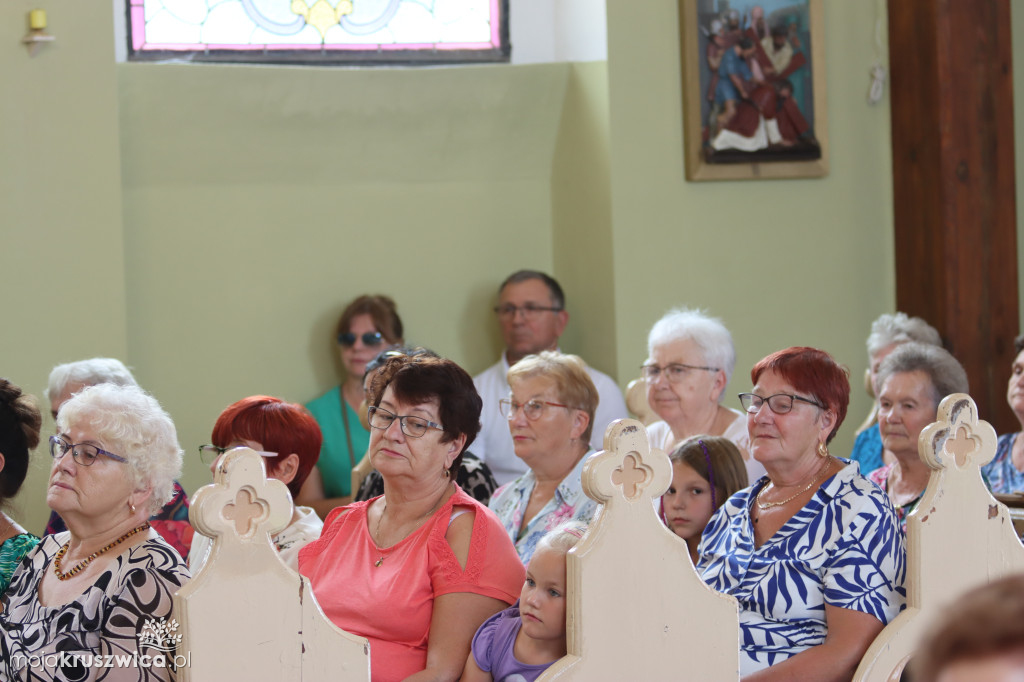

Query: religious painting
left=680, top=0, right=827, bottom=181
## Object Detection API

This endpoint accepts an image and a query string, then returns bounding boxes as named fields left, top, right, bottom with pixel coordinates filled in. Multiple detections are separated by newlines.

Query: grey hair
left=56, top=383, right=182, bottom=517
left=866, top=313, right=942, bottom=359
left=646, top=308, right=736, bottom=398
left=535, top=521, right=587, bottom=556
left=46, top=358, right=137, bottom=405
left=876, top=342, right=969, bottom=407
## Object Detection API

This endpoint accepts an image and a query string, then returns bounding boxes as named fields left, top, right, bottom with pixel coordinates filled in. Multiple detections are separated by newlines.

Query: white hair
left=46, top=358, right=137, bottom=405
left=647, top=308, right=736, bottom=398
left=56, top=383, right=181, bottom=516
left=866, top=313, right=942, bottom=359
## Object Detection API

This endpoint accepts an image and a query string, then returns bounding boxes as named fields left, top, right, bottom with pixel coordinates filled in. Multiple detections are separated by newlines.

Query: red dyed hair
left=750, top=347, right=850, bottom=443
left=211, top=396, right=322, bottom=498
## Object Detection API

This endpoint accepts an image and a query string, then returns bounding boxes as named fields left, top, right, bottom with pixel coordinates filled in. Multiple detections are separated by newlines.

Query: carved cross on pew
left=611, top=453, right=653, bottom=500
left=222, top=487, right=269, bottom=536
left=945, top=426, right=976, bottom=468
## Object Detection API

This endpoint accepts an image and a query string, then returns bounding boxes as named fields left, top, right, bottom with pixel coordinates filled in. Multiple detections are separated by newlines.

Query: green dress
left=306, top=386, right=371, bottom=498
left=0, top=533, right=39, bottom=593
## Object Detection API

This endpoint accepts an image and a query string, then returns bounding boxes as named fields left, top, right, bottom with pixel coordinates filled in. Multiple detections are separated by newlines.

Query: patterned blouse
left=698, top=459, right=906, bottom=676
left=981, top=432, right=1024, bottom=494
left=0, top=534, right=39, bottom=594
left=488, top=452, right=598, bottom=564
left=0, top=534, right=191, bottom=681
left=867, top=463, right=922, bottom=532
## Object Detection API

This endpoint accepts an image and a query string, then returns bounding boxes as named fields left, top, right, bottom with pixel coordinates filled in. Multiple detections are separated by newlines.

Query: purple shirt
left=472, top=605, right=555, bottom=682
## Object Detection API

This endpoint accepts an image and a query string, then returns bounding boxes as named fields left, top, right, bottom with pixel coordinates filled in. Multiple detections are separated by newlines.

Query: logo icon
left=138, top=618, right=182, bottom=654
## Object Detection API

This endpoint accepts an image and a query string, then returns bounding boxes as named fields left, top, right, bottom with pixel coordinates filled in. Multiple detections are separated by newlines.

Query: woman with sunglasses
left=299, top=353, right=523, bottom=682
left=0, top=383, right=189, bottom=681
left=488, top=351, right=600, bottom=564
left=698, top=347, right=905, bottom=681
left=190, top=395, right=323, bottom=572
left=298, top=294, right=404, bottom=519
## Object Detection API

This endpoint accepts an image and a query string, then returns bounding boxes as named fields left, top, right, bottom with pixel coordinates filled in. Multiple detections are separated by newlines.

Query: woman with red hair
left=190, top=395, right=323, bottom=571
left=699, top=347, right=906, bottom=681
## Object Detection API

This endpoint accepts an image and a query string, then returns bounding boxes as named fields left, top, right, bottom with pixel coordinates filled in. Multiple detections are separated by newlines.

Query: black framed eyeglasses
left=492, top=304, right=563, bottom=320
left=641, top=363, right=718, bottom=383
left=738, top=392, right=826, bottom=415
left=49, top=435, right=127, bottom=466
left=367, top=406, right=444, bottom=438
left=499, top=398, right=574, bottom=421
left=338, top=331, right=384, bottom=348
left=198, top=444, right=280, bottom=464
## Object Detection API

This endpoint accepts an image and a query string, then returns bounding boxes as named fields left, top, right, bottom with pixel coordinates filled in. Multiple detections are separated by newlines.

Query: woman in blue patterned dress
left=699, top=347, right=906, bottom=681
left=982, top=334, right=1024, bottom=493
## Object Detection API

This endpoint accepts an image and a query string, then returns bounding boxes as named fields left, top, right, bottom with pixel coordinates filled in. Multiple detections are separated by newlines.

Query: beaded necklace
left=53, top=522, right=150, bottom=581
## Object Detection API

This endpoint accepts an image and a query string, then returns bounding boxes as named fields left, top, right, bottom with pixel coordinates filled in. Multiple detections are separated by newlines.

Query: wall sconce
left=23, top=9, right=55, bottom=57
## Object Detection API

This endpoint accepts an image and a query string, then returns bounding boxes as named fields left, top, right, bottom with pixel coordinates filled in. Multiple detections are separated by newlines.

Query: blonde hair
left=507, top=351, right=599, bottom=443
left=535, top=521, right=587, bottom=556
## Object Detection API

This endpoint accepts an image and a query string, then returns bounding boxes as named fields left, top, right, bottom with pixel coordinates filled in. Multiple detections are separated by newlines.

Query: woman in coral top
left=299, top=352, right=524, bottom=682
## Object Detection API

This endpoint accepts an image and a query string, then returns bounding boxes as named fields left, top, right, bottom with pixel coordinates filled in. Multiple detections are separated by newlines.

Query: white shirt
left=646, top=411, right=767, bottom=484
left=473, top=352, right=629, bottom=486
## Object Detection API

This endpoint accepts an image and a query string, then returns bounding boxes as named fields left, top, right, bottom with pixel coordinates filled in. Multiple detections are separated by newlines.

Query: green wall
left=605, top=1, right=895, bottom=455
left=1, top=0, right=127, bottom=532
left=2, top=1, right=953, bottom=531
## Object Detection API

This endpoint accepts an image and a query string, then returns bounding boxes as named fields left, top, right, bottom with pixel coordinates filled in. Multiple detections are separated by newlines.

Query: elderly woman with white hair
left=44, top=357, right=193, bottom=558
left=867, top=342, right=968, bottom=531
left=0, top=384, right=190, bottom=681
left=849, top=313, right=942, bottom=474
left=643, top=308, right=765, bottom=482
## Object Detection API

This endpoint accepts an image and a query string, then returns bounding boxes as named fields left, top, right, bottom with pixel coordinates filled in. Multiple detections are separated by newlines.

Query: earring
left=129, top=502, right=136, bottom=514
left=443, top=467, right=451, bottom=479
left=817, top=441, right=829, bottom=458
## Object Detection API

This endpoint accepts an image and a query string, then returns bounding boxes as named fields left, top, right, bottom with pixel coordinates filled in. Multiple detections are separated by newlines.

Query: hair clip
left=699, top=439, right=717, bottom=509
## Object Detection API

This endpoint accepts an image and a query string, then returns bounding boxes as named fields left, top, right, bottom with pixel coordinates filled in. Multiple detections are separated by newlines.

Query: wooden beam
left=888, top=0, right=1019, bottom=433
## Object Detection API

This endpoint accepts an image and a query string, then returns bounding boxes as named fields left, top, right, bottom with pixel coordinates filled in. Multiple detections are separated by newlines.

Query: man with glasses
left=474, top=270, right=627, bottom=485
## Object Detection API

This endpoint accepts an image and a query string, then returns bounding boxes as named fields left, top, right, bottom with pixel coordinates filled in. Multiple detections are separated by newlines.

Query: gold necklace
left=373, top=487, right=450, bottom=567
left=756, top=457, right=833, bottom=511
left=53, top=522, right=150, bottom=581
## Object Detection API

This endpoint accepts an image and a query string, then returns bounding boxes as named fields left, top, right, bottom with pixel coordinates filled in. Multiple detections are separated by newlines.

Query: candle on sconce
left=29, top=9, right=47, bottom=30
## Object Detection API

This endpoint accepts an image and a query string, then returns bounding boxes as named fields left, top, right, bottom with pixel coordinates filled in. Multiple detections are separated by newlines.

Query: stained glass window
left=127, top=0, right=509, bottom=65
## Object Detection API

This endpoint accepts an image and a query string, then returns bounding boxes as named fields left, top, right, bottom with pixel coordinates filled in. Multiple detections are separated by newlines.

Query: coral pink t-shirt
left=298, top=486, right=524, bottom=682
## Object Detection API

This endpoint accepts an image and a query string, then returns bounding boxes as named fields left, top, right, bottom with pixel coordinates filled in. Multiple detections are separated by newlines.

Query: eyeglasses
left=641, top=363, right=719, bottom=383
left=338, top=331, right=384, bottom=348
left=198, top=444, right=280, bottom=464
left=493, top=304, right=563, bottom=320
left=49, top=435, right=127, bottom=466
left=738, top=392, right=826, bottom=415
left=367, top=406, right=444, bottom=438
left=499, top=398, right=575, bottom=421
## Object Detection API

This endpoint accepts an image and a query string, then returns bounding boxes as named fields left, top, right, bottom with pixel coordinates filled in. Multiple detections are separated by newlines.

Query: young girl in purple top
left=462, top=523, right=586, bottom=682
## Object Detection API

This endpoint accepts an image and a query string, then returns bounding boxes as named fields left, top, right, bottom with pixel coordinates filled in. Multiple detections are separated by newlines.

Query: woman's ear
left=710, top=369, right=728, bottom=402
left=272, top=453, right=301, bottom=486
left=443, top=433, right=467, bottom=471
left=0, top=451, right=6, bottom=475
left=818, top=409, right=837, bottom=440
left=571, top=410, right=591, bottom=442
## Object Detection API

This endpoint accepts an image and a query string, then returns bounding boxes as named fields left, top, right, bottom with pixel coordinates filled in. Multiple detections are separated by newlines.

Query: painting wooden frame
left=680, top=0, right=828, bottom=181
